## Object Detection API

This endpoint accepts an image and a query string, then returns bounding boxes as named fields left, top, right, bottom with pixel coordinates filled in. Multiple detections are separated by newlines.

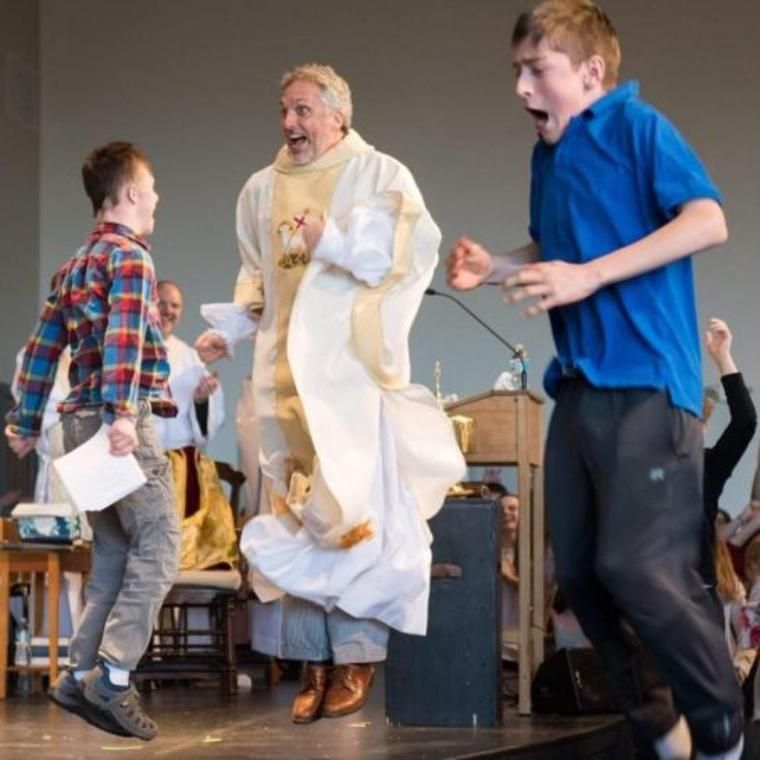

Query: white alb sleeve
left=200, top=302, right=258, bottom=357
left=312, top=204, right=394, bottom=287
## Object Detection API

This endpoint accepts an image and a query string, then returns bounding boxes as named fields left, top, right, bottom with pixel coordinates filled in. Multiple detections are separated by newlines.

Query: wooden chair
left=136, top=460, right=245, bottom=695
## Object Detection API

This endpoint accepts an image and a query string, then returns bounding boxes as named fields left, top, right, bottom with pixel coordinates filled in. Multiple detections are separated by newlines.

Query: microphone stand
left=424, top=288, right=528, bottom=390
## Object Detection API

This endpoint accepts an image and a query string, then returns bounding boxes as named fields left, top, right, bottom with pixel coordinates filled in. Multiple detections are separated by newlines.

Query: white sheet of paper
left=53, top=425, right=147, bottom=513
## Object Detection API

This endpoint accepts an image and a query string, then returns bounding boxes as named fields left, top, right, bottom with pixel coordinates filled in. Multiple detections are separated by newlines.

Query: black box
left=532, top=647, right=618, bottom=715
left=385, top=499, right=502, bottom=727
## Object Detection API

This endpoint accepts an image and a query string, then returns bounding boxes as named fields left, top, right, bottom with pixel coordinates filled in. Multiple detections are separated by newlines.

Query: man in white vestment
left=156, top=281, right=237, bottom=571
left=154, top=280, right=224, bottom=454
left=197, top=63, right=465, bottom=723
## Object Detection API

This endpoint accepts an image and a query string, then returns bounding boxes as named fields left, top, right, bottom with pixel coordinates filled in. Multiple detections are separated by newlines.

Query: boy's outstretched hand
left=447, top=237, right=493, bottom=290
left=503, top=260, right=602, bottom=317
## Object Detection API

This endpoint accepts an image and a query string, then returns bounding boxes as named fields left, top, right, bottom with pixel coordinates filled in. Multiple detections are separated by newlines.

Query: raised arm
left=304, top=203, right=395, bottom=287
left=705, top=318, right=757, bottom=489
left=5, top=282, right=68, bottom=455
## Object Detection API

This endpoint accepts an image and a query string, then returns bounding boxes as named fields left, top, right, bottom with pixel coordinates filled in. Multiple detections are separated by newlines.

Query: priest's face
left=157, top=282, right=183, bottom=339
left=280, top=79, right=345, bottom=165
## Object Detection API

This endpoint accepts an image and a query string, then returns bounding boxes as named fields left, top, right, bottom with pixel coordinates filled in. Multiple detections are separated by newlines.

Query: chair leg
left=136, top=592, right=241, bottom=693
left=266, top=660, right=281, bottom=688
left=223, top=597, right=237, bottom=696
left=0, top=555, right=10, bottom=699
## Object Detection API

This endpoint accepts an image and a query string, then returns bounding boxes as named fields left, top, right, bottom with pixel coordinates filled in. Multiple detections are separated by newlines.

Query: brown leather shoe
left=291, top=663, right=328, bottom=724
left=321, top=663, right=376, bottom=719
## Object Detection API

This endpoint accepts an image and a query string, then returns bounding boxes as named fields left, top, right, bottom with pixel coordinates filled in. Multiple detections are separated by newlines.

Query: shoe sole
left=291, top=709, right=322, bottom=724
left=48, top=687, right=132, bottom=738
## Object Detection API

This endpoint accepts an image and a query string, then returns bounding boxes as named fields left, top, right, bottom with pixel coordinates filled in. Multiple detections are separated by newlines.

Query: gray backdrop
left=2, top=0, right=759, bottom=511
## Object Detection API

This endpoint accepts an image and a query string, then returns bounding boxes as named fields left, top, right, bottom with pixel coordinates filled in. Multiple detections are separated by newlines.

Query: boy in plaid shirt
left=6, top=141, right=179, bottom=741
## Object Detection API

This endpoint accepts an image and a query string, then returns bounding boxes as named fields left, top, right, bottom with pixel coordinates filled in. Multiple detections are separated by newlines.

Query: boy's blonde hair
left=512, top=0, right=621, bottom=88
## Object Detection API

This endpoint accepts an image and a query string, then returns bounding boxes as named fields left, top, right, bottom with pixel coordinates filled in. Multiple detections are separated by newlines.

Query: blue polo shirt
left=530, top=81, right=721, bottom=416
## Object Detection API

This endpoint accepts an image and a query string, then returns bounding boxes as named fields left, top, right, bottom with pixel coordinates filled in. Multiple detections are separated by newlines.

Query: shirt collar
left=91, top=221, right=150, bottom=250
left=273, top=129, right=373, bottom=174
left=584, top=80, right=639, bottom=118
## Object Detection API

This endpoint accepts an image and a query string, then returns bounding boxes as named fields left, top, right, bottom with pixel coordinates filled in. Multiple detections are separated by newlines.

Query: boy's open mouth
left=526, top=107, right=549, bottom=124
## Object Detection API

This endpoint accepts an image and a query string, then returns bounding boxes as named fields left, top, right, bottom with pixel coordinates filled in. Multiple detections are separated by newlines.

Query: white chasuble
left=234, top=131, right=465, bottom=635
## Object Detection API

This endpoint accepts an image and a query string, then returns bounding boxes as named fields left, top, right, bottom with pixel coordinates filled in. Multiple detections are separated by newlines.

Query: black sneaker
left=47, top=670, right=131, bottom=737
left=80, top=665, right=157, bottom=741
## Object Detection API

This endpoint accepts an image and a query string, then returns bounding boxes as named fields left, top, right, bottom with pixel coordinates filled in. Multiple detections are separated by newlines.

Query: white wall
left=35, top=0, right=760, bottom=512
left=1, top=0, right=38, bottom=382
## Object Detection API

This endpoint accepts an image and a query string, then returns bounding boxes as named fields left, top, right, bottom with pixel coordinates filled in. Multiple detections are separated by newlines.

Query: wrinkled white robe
left=222, top=132, right=464, bottom=635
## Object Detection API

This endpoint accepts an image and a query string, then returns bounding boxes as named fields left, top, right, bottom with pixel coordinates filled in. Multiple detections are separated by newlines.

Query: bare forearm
left=586, top=199, right=727, bottom=289
left=485, top=242, right=540, bottom=284
left=714, top=354, right=738, bottom=376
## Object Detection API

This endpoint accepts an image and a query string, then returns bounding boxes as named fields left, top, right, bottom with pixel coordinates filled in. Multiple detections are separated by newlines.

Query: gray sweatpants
left=62, top=402, right=180, bottom=672
left=546, top=380, right=744, bottom=754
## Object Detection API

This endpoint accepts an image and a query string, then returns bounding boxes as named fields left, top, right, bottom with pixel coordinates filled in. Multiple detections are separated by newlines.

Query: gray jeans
left=62, top=402, right=180, bottom=672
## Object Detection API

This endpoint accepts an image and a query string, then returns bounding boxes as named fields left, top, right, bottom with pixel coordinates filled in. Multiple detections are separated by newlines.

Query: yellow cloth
left=167, top=448, right=238, bottom=571
left=269, top=159, right=345, bottom=481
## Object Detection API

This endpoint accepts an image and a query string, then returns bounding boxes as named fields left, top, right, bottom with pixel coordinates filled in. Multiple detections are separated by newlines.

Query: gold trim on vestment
left=270, top=165, right=346, bottom=478
left=273, top=130, right=373, bottom=175
left=263, top=131, right=420, bottom=549
left=233, top=270, right=264, bottom=310
left=351, top=192, right=421, bottom=389
left=338, top=519, right=375, bottom=549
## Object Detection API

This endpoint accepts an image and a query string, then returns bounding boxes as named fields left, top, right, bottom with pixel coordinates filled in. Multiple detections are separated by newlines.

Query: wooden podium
left=446, top=390, right=545, bottom=715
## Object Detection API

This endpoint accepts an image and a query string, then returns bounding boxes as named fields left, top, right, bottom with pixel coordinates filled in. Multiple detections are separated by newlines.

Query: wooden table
left=0, top=542, right=90, bottom=698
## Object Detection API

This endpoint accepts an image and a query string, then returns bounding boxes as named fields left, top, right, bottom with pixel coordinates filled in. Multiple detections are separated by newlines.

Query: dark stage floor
left=0, top=667, right=632, bottom=760
left=1, top=670, right=758, bottom=760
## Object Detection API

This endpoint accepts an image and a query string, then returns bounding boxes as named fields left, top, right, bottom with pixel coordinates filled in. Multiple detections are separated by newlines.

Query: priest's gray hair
left=280, top=63, right=352, bottom=134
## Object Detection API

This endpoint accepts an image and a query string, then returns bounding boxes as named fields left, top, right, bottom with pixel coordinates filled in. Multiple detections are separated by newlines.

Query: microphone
left=424, top=287, right=528, bottom=390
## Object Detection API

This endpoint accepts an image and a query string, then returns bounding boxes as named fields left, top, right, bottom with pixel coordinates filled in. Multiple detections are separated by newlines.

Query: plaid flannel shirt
left=8, top=222, right=174, bottom=436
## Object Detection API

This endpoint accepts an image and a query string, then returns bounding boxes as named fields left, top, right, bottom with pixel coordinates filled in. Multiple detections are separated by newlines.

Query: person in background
left=500, top=490, right=520, bottom=662
left=700, top=318, right=757, bottom=620
left=714, top=539, right=756, bottom=682
left=154, top=280, right=236, bottom=572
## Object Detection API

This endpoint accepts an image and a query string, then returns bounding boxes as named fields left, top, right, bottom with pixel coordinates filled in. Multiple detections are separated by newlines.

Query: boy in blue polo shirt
left=448, top=2, right=743, bottom=758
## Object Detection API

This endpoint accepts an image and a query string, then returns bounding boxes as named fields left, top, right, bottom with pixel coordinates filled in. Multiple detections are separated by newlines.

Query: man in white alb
left=156, top=280, right=236, bottom=571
